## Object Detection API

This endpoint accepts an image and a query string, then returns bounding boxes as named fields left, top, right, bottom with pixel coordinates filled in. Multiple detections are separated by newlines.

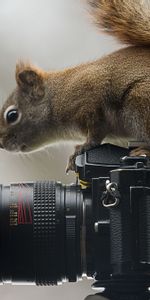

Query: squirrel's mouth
left=20, top=144, right=28, bottom=152
left=0, top=143, right=4, bottom=149
left=0, top=139, right=29, bottom=153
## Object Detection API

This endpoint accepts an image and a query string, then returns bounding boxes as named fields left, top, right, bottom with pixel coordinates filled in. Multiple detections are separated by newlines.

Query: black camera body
left=0, top=143, right=150, bottom=300
left=76, top=144, right=150, bottom=299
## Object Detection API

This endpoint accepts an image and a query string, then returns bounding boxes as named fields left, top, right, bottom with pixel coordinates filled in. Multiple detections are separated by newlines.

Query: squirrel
left=0, top=0, right=150, bottom=172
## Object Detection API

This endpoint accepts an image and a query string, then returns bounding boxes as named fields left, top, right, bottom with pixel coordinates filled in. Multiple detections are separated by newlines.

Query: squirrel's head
left=0, top=62, right=55, bottom=152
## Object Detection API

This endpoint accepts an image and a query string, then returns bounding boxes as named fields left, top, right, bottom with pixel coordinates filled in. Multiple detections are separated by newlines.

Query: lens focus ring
left=33, top=181, right=56, bottom=285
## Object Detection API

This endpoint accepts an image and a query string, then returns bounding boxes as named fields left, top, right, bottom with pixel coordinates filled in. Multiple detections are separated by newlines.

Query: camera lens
left=0, top=181, right=93, bottom=285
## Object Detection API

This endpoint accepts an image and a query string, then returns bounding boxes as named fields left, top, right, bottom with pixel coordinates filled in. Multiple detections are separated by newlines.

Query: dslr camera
left=0, top=143, right=150, bottom=300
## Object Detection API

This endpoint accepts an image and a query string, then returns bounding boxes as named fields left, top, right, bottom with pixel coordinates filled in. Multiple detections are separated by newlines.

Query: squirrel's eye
left=4, top=105, right=21, bottom=125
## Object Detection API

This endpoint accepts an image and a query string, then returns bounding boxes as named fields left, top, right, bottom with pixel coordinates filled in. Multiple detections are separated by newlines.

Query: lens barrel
left=34, top=181, right=83, bottom=285
left=0, top=181, right=92, bottom=285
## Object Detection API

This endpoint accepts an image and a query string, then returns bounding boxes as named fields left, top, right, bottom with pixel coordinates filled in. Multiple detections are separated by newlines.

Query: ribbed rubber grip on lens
left=33, top=181, right=56, bottom=285
left=66, top=215, right=76, bottom=280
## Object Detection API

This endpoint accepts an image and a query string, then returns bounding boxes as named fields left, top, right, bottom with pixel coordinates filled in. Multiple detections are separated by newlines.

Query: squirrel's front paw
left=66, top=142, right=98, bottom=173
left=66, top=153, right=77, bottom=174
left=66, top=145, right=84, bottom=173
left=130, top=147, right=150, bottom=157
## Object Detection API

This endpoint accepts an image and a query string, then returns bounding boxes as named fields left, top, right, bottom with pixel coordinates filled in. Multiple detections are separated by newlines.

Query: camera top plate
left=75, top=143, right=150, bottom=183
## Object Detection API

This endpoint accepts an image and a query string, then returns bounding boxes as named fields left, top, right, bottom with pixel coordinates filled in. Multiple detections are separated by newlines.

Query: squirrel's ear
left=15, top=62, right=45, bottom=99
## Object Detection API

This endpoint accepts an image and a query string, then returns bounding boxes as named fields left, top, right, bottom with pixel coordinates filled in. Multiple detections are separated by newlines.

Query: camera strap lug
left=101, top=181, right=120, bottom=208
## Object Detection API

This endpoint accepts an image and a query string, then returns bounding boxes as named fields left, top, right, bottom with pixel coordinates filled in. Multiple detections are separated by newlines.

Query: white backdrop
left=0, top=0, right=121, bottom=299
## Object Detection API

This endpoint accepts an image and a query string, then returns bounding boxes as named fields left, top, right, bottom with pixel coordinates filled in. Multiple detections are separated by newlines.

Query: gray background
left=0, top=0, right=121, bottom=299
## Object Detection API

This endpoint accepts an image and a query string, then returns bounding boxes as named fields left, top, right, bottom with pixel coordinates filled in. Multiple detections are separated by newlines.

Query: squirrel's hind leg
left=122, top=80, right=150, bottom=155
left=130, top=146, right=150, bottom=157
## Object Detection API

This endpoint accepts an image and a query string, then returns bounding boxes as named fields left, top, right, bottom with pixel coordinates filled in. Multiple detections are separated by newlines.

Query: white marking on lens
left=4, top=105, right=22, bottom=125
left=62, top=278, right=69, bottom=283
left=92, top=287, right=105, bottom=292
left=57, top=281, right=63, bottom=286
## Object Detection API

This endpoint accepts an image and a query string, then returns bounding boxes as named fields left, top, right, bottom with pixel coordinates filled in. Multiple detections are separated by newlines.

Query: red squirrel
left=0, top=0, right=150, bottom=171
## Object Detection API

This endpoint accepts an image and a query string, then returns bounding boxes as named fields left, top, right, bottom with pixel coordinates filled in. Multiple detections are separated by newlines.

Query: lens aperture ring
left=33, top=181, right=56, bottom=285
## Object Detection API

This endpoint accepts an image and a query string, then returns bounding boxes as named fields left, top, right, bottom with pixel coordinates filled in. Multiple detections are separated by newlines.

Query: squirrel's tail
left=87, top=0, right=150, bottom=46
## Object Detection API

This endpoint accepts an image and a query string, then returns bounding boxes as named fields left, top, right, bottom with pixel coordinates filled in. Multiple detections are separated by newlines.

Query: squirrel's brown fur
left=0, top=0, right=150, bottom=171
